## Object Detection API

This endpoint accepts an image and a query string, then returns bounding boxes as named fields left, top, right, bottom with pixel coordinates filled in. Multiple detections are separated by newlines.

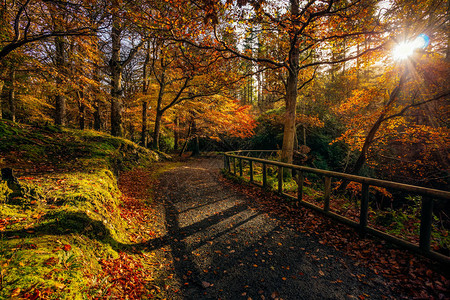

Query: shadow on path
left=154, top=158, right=394, bottom=300
left=4, top=158, right=395, bottom=300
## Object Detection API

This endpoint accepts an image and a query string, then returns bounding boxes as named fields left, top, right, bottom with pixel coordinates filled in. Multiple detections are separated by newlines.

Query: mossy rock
left=0, top=180, right=12, bottom=203
left=0, top=181, right=42, bottom=207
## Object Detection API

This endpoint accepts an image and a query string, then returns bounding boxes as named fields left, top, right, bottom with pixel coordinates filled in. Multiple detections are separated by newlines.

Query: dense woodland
left=1, top=1, right=450, bottom=298
left=1, top=0, right=449, bottom=186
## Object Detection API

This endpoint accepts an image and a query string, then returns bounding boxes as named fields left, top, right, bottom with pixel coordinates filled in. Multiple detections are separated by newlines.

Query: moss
left=0, top=233, right=116, bottom=299
left=0, top=120, right=166, bottom=298
left=0, top=181, right=12, bottom=203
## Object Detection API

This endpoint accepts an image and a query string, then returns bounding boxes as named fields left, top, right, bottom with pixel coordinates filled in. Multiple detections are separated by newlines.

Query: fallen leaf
left=10, top=288, right=21, bottom=297
left=55, top=282, right=65, bottom=289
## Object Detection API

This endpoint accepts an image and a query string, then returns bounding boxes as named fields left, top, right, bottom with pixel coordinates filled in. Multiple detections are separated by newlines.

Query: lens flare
left=392, top=34, right=430, bottom=60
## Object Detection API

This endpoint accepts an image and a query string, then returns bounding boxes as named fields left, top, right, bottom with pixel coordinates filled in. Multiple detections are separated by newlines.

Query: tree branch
left=382, top=91, right=450, bottom=122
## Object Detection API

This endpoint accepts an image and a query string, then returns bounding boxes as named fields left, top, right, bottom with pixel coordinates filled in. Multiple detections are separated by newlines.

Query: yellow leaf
left=54, top=282, right=65, bottom=289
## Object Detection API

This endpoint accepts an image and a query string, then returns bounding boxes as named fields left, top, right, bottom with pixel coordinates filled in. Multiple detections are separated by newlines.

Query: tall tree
left=164, top=0, right=384, bottom=163
left=140, top=40, right=151, bottom=147
left=108, top=6, right=145, bottom=136
left=53, top=35, right=67, bottom=125
left=148, top=40, right=239, bottom=150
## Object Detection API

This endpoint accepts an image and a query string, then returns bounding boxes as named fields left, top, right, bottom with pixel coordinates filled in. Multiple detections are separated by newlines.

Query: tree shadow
left=3, top=211, right=134, bottom=250
left=2, top=184, right=392, bottom=300
left=1, top=199, right=254, bottom=257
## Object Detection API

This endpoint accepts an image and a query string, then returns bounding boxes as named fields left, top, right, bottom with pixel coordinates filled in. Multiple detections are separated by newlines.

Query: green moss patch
left=0, top=120, right=169, bottom=299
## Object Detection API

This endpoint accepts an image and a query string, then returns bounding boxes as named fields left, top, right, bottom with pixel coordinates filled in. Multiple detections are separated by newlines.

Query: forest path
left=156, top=157, right=395, bottom=300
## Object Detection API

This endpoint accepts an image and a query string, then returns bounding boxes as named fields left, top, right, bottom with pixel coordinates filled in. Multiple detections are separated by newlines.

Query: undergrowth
left=225, top=163, right=450, bottom=254
left=0, top=120, right=168, bottom=299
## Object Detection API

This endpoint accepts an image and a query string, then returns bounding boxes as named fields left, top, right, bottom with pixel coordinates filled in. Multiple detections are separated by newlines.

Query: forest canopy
left=0, top=0, right=448, bottom=188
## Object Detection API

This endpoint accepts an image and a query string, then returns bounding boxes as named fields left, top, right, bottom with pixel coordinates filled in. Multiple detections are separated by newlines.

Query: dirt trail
left=157, top=158, right=395, bottom=300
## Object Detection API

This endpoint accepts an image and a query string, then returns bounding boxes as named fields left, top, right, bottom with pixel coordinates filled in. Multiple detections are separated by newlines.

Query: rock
left=1, top=168, right=22, bottom=194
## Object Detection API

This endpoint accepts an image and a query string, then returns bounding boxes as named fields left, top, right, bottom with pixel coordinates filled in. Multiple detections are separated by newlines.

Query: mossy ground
left=0, top=120, right=176, bottom=299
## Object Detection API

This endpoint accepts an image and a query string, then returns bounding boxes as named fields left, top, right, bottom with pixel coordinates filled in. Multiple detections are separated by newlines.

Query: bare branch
left=382, top=92, right=450, bottom=122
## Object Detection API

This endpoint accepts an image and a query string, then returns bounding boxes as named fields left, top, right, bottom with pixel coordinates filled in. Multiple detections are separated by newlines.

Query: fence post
left=324, top=176, right=331, bottom=212
left=278, top=166, right=283, bottom=193
left=262, top=163, right=267, bottom=188
left=249, top=160, right=253, bottom=182
left=233, top=157, right=236, bottom=174
left=239, top=158, right=243, bottom=177
left=419, top=197, right=433, bottom=253
left=297, top=172, right=304, bottom=203
left=359, top=183, right=369, bottom=238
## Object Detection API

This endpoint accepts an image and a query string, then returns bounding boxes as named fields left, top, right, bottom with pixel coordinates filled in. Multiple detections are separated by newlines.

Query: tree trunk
left=280, top=0, right=300, bottom=164
left=191, top=136, right=200, bottom=156
left=191, top=120, right=200, bottom=156
left=447, top=0, right=450, bottom=62
left=281, top=72, right=298, bottom=164
left=141, top=41, right=150, bottom=147
left=152, top=110, right=163, bottom=150
left=77, top=91, right=85, bottom=130
left=152, top=70, right=166, bottom=150
left=54, top=36, right=66, bottom=126
left=174, top=117, right=179, bottom=151
left=79, top=103, right=86, bottom=130
left=0, top=80, right=3, bottom=119
left=93, top=100, right=102, bottom=130
left=110, top=15, right=123, bottom=137
left=179, top=122, right=192, bottom=157
left=55, top=94, right=66, bottom=126
left=6, top=68, right=16, bottom=122
left=350, top=72, right=407, bottom=176
left=141, top=101, right=148, bottom=147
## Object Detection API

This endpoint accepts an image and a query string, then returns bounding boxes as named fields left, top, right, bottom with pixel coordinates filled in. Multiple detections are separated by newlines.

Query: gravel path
left=156, top=158, right=396, bottom=300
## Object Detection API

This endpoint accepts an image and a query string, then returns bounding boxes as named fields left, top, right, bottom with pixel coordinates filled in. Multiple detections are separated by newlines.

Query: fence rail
left=223, top=150, right=450, bottom=266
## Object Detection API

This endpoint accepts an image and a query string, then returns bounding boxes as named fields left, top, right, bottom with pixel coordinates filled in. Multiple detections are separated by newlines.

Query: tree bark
left=6, top=68, right=16, bottom=122
left=54, top=36, right=66, bottom=126
left=141, top=101, right=148, bottom=146
left=152, top=66, right=166, bottom=150
left=191, top=120, right=200, bottom=156
left=280, top=0, right=300, bottom=164
left=446, top=0, right=450, bottom=62
left=141, top=41, right=151, bottom=147
left=0, top=80, right=3, bottom=119
left=93, top=100, right=102, bottom=130
left=77, top=91, right=85, bottom=130
left=174, top=117, right=179, bottom=151
left=179, top=122, right=192, bottom=156
left=110, top=14, right=123, bottom=137
left=79, top=103, right=86, bottom=130
left=152, top=109, right=163, bottom=150
left=191, top=136, right=200, bottom=156
left=93, top=67, right=102, bottom=131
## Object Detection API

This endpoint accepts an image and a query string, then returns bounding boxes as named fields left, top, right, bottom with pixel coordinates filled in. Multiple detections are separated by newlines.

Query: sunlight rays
left=392, top=34, right=430, bottom=61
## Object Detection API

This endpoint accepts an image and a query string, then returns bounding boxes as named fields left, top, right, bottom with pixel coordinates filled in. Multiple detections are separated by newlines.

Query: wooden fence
left=223, top=150, right=450, bottom=266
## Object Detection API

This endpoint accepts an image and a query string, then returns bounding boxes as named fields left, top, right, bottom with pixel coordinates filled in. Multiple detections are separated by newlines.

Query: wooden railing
left=223, top=150, right=450, bottom=265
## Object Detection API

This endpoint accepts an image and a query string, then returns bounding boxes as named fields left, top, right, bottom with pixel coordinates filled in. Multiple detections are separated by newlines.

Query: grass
left=0, top=120, right=171, bottom=299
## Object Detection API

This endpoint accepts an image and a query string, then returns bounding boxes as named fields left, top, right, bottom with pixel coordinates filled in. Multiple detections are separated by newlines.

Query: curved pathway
left=157, top=158, right=395, bottom=300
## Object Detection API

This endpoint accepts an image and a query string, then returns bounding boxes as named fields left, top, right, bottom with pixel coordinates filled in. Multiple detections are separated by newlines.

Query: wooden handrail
left=225, top=151, right=450, bottom=200
left=223, top=150, right=450, bottom=266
